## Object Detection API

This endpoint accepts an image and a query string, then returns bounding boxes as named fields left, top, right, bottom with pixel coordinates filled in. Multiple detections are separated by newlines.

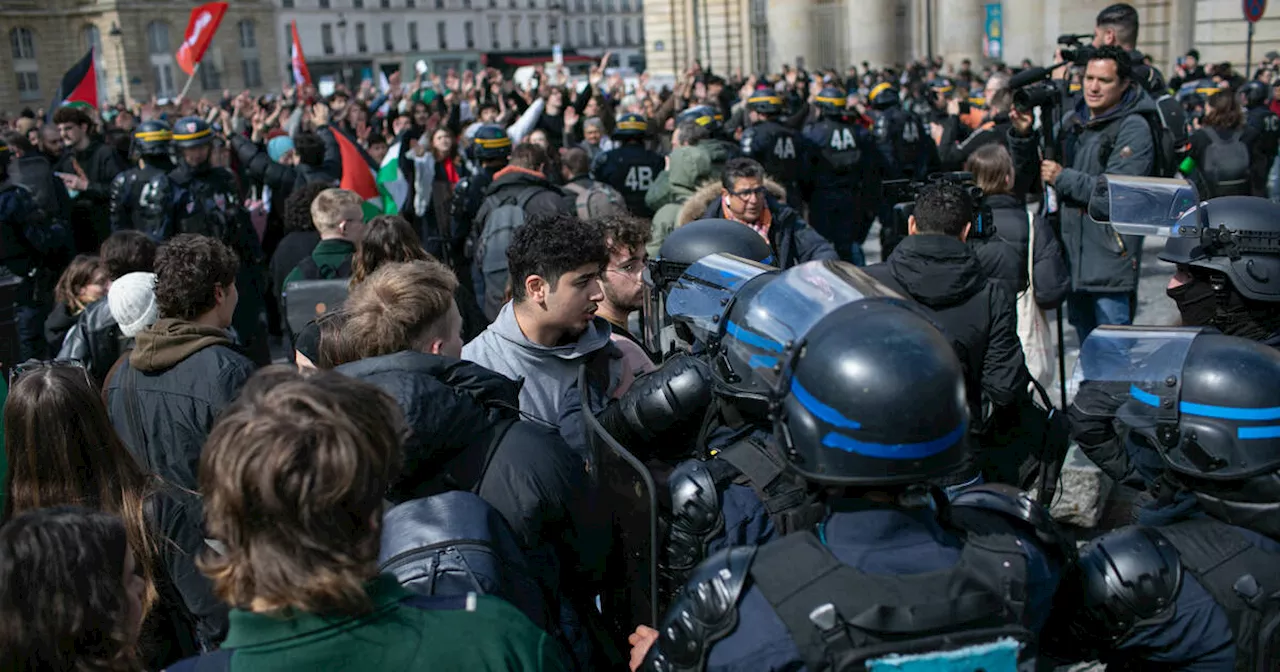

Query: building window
left=621, top=0, right=629, bottom=10
left=147, top=22, right=177, bottom=98
left=383, top=22, right=394, bottom=51
left=590, top=19, right=599, bottom=46
left=462, top=0, right=470, bottom=7
left=607, top=19, right=615, bottom=45
left=199, top=61, right=221, bottom=90
left=282, top=0, right=294, bottom=7
left=237, top=20, right=256, bottom=49
left=490, top=20, right=500, bottom=49
left=549, top=20, right=558, bottom=45
left=12, top=27, right=38, bottom=101
left=437, top=21, right=448, bottom=50
left=605, top=0, right=614, bottom=11
left=635, top=0, right=642, bottom=9
left=407, top=0, right=415, bottom=7
left=381, top=0, right=391, bottom=8
left=509, top=0, right=516, bottom=8
left=637, top=17, right=643, bottom=42
left=242, top=58, right=262, bottom=88
left=354, top=0, right=363, bottom=6
left=16, top=72, right=39, bottom=101
left=408, top=22, right=419, bottom=50
left=319, top=0, right=330, bottom=8
left=575, top=0, right=584, bottom=10
left=622, top=19, right=630, bottom=45
left=591, top=0, right=600, bottom=11
left=490, top=0, right=496, bottom=7
left=511, top=16, right=520, bottom=48
left=576, top=20, right=585, bottom=46
left=356, top=23, right=367, bottom=52
left=530, top=16, right=539, bottom=47
left=435, top=0, right=443, bottom=6
left=528, top=0, right=536, bottom=7
left=465, top=21, right=475, bottom=48
left=321, top=23, right=335, bottom=55
left=237, top=20, right=262, bottom=89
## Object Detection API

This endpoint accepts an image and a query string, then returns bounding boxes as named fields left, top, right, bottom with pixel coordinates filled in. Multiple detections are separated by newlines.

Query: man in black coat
left=1, top=130, right=71, bottom=235
left=105, top=234, right=256, bottom=491
left=52, top=106, right=126, bottom=254
left=864, top=181, right=1028, bottom=487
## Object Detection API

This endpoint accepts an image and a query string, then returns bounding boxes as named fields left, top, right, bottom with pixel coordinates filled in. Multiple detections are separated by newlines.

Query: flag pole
left=178, top=61, right=202, bottom=100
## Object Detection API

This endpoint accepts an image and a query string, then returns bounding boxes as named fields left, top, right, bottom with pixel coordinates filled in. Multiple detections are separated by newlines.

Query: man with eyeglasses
left=595, top=214, right=657, bottom=371
left=697, top=158, right=836, bottom=269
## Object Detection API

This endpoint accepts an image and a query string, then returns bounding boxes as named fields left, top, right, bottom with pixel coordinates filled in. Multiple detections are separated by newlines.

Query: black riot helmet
left=814, top=87, right=848, bottom=118
left=471, top=124, right=513, bottom=161
left=773, top=300, right=969, bottom=487
left=1243, top=80, right=1271, bottom=108
left=746, top=88, right=784, bottom=116
left=868, top=81, right=900, bottom=110
left=132, top=120, right=173, bottom=158
left=614, top=112, right=649, bottom=140
left=1159, top=196, right=1280, bottom=303
left=648, top=218, right=774, bottom=297
left=171, top=116, right=213, bottom=149
left=676, top=105, right=724, bottom=134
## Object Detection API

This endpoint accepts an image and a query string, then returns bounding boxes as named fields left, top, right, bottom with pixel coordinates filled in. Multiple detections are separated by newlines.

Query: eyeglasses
left=607, top=259, right=646, bottom=277
left=7, top=359, right=93, bottom=388
left=728, top=186, right=768, bottom=201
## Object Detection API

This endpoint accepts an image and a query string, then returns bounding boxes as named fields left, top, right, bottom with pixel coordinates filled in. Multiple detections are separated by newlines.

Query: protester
left=52, top=106, right=126, bottom=254
left=270, top=181, right=332, bottom=303
left=281, top=187, right=366, bottom=291
left=44, top=254, right=107, bottom=353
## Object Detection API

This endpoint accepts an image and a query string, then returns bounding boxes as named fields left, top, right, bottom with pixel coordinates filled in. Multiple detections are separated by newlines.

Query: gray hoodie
left=462, top=300, right=622, bottom=427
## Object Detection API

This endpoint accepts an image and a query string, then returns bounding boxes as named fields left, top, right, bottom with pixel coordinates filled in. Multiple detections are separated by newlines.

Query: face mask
left=1167, top=277, right=1217, bottom=327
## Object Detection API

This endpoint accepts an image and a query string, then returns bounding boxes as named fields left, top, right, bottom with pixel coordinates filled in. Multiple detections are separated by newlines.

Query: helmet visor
left=1092, top=175, right=1201, bottom=238
left=664, top=253, right=775, bottom=347
left=1073, top=326, right=1205, bottom=432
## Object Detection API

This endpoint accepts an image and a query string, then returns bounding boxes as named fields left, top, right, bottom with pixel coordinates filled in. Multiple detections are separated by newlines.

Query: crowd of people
left=1, top=1, right=1280, bottom=670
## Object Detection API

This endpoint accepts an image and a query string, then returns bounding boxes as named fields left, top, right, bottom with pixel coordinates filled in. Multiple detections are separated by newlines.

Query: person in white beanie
left=107, top=271, right=159, bottom=338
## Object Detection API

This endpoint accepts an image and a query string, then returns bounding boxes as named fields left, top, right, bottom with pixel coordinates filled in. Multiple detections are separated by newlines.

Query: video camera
left=1057, top=33, right=1098, bottom=67
left=880, top=172, right=995, bottom=256
left=1008, top=34, right=1098, bottom=113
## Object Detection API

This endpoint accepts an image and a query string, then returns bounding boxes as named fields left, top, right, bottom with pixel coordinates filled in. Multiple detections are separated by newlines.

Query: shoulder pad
left=667, top=459, right=727, bottom=575
left=643, top=545, right=757, bottom=672
left=872, top=115, right=891, bottom=141
left=1066, top=526, right=1182, bottom=644
left=949, top=483, right=1074, bottom=562
left=740, top=127, right=756, bottom=154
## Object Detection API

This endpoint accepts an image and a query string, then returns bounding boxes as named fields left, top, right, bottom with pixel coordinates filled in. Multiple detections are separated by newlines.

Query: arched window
left=147, top=22, right=176, bottom=98
left=11, top=28, right=39, bottom=101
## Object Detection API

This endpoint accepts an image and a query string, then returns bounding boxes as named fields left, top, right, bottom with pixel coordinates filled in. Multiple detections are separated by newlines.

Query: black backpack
left=1198, top=127, right=1252, bottom=198
left=377, top=489, right=554, bottom=633
left=1094, top=96, right=1189, bottom=179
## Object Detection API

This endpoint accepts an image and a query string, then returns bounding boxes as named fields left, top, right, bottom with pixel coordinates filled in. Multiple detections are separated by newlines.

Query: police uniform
left=109, top=121, right=175, bottom=239
left=676, top=106, right=741, bottom=178
left=867, top=82, right=937, bottom=181
left=740, top=91, right=804, bottom=209
left=591, top=114, right=665, bottom=218
left=802, top=88, right=885, bottom=265
left=641, top=299, right=1063, bottom=672
left=449, top=125, right=511, bottom=273
left=1244, top=83, right=1280, bottom=198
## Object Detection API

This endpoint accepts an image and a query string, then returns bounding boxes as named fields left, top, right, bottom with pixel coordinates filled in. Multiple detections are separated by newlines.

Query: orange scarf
left=722, top=195, right=772, bottom=242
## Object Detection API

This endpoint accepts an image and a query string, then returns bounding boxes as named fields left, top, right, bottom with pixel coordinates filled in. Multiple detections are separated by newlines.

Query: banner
left=983, top=3, right=1003, bottom=60
left=291, top=21, right=312, bottom=86
left=176, top=2, right=229, bottom=75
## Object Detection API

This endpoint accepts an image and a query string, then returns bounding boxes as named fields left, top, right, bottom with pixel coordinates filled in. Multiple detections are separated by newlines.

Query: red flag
left=50, top=50, right=98, bottom=114
left=176, top=2, right=228, bottom=76
left=291, top=21, right=312, bottom=86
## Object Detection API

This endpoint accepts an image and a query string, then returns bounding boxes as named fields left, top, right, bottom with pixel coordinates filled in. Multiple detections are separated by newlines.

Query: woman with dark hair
left=0, top=506, right=147, bottom=671
left=349, top=214, right=486, bottom=340
left=2, top=362, right=228, bottom=668
left=1186, top=90, right=1269, bottom=197
left=45, top=254, right=108, bottom=352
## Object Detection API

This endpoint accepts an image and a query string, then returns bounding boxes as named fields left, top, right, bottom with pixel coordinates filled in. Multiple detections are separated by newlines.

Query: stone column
left=935, top=0, right=985, bottom=64
left=766, top=0, right=813, bottom=71
left=845, top=0, right=900, bottom=68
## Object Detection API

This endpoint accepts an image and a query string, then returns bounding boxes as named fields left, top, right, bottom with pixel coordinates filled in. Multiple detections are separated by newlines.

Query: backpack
left=377, top=490, right=554, bottom=633
left=472, top=186, right=543, bottom=321
left=1198, top=127, right=1252, bottom=198
left=293, top=254, right=353, bottom=281
left=1095, top=95, right=1189, bottom=179
left=563, top=180, right=627, bottom=220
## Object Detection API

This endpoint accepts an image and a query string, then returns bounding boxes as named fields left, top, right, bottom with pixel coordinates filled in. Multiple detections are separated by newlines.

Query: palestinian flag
left=50, top=50, right=99, bottom=113
left=330, top=126, right=399, bottom=220
left=378, top=142, right=408, bottom=215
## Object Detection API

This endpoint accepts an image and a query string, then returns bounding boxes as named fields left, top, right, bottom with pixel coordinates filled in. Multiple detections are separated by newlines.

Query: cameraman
left=1009, top=46, right=1154, bottom=341
left=1092, top=3, right=1166, bottom=96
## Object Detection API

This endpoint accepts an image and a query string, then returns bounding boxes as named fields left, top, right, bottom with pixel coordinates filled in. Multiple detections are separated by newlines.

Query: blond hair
left=323, top=260, right=459, bottom=366
left=310, top=188, right=365, bottom=233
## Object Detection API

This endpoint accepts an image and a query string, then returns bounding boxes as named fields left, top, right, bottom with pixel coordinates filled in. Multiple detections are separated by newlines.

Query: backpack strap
left=471, top=418, right=517, bottom=495
left=295, top=256, right=322, bottom=281
left=715, top=436, right=824, bottom=534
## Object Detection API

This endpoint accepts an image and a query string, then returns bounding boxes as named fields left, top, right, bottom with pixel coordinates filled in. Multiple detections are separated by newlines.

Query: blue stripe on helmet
left=1181, top=401, right=1280, bottom=422
left=821, top=424, right=966, bottom=459
left=725, top=320, right=785, bottom=353
left=790, top=379, right=861, bottom=430
left=1238, top=426, right=1280, bottom=440
left=1129, top=385, right=1162, bottom=408
left=747, top=355, right=779, bottom=370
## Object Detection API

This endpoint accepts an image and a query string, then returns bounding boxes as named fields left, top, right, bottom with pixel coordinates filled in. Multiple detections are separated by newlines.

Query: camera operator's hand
left=1040, top=160, right=1064, bottom=185
left=1009, top=107, right=1035, bottom=137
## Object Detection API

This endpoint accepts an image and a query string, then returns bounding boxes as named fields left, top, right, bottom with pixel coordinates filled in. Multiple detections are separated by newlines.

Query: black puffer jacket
left=105, top=319, right=256, bottom=491
left=865, top=234, right=1028, bottom=477
left=334, top=351, right=600, bottom=576
left=969, top=194, right=1071, bottom=310
left=57, top=298, right=127, bottom=384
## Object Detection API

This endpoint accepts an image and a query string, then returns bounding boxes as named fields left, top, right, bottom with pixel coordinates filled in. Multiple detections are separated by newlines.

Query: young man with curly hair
left=596, top=214, right=658, bottom=371
left=104, top=233, right=256, bottom=491
left=462, top=212, right=627, bottom=430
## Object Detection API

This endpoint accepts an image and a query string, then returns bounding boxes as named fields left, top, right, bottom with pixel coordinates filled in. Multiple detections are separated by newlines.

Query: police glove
left=1067, top=380, right=1135, bottom=483
left=596, top=354, right=713, bottom=457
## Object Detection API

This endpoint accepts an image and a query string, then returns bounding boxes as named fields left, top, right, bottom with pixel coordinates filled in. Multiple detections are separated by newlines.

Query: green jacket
left=646, top=145, right=714, bottom=257
left=281, top=238, right=357, bottom=290
left=209, top=574, right=567, bottom=671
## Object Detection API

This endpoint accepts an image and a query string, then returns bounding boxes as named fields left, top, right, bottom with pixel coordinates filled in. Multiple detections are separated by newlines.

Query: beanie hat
left=267, top=134, right=296, bottom=163
left=108, top=272, right=159, bottom=338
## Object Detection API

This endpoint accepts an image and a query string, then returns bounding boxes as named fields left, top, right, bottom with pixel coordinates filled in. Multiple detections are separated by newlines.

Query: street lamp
left=109, top=22, right=129, bottom=104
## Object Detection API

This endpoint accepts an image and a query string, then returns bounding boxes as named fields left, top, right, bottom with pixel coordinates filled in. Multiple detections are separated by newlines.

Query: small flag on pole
left=330, top=126, right=400, bottom=219
left=176, top=2, right=229, bottom=75
left=291, top=21, right=312, bottom=86
left=49, top=50, right=99, bottom=116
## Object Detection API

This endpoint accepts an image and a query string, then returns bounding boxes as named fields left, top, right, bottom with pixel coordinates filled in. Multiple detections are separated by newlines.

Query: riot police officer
left=449, top=125, right=510, bottom=321
left=801, top=87, right=885, bottom=265
left=636, top=299, right=1064, bottom=671
left=1051, top=327, right=1280, bottom=670
left=740, top=88, right=804, bottom=209
left=868, top=81, right=938, bottom=181
left=109, top=120, right=175, bottom=239
left=169, top=116, right=270, bottom=365
left=591, top=113, right=665, bottom=218
left=1243, top=81, right=1280, bottom=197
left=675, top=105, right=739, bottom=177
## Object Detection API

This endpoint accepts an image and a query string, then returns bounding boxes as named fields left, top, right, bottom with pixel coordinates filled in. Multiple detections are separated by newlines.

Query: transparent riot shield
left=1091, top=175, right=1202, bottom=237
left=662, top=253, right=777, bottom=350
left=580, top=365, right=659, bottom=640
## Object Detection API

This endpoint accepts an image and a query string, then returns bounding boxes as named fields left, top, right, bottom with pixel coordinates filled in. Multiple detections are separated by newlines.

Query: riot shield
left=662, top=253, right=776, bottom=349
left=282, top=279, right=351, bottom=338
left=580, top=364, right=660, bottom=639
left=1091, top=175, right=1201, bottom=237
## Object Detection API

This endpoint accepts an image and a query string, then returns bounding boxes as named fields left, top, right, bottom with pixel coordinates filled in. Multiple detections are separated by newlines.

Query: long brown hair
left=964, top=143, right=1015, bottom=197
left=349, top=214, right=431, bottom=288
left=2, top=364, right=160, bottom=617
left=1204, top=90, right=1244, bottom=130
left=54, top=254, right=105, bottom=314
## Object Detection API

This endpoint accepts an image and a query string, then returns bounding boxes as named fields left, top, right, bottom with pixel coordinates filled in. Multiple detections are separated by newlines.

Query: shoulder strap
left=1158, top=519, right=1280, bottom=629
left=515, top=185, right=544, bottom=209
left=715, top=436, right=823, bottom=534
left=1096, top=119, right=1126, bottom=169
left=295, top=255, right=321, bottom=280
left=472, top=418, right=517, bottom=494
